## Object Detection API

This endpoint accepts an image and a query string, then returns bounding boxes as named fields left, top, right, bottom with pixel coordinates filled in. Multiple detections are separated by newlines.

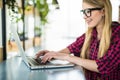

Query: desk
left=0, top=57, right=85, bottom=80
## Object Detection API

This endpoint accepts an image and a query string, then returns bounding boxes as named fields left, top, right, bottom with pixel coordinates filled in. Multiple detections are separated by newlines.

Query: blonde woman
left=36, top=0, right=120, bottom=80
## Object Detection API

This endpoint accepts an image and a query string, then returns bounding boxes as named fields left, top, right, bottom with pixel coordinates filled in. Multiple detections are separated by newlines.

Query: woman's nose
left=83, top=14, right=88, bottom=19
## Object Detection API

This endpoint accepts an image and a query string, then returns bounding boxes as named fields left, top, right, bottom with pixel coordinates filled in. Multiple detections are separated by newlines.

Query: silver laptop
left=11, top=25, right=74, bottom=70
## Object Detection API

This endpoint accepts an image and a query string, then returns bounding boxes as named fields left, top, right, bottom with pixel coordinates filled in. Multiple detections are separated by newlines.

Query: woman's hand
left=35, top=50, right=49, bottom=58
left=40, top=51, right=71, bottom=63
left=35, top=48, right=71, bottom=63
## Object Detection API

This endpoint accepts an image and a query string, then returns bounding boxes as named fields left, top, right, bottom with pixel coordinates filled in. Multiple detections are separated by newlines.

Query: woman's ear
left=101, top=8, right=105, bottom=17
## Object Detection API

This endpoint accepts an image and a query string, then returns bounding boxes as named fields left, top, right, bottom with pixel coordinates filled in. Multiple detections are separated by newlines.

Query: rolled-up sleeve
left=96, top=37, right=120, bottom=74
left=67, top=34, right=85, bottom=56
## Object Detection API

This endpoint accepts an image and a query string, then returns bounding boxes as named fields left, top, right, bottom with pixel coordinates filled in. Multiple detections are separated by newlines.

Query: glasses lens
left=80, top=9, right=91, bottom=17
left=84, top=9, right=91, bottom=17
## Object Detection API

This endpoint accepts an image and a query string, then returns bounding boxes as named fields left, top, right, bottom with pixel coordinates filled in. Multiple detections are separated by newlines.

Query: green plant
left=6, top=0, right=22, bottom=23
left=6, top=0, right=17, bottom=13
left=36, top=0, right=49, bottom=25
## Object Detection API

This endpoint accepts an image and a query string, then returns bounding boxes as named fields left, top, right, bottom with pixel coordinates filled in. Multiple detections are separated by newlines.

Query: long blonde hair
left=81, top=0, right=112, bottom=59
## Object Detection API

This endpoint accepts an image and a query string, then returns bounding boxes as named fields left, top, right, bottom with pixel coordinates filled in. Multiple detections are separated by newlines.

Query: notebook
left=11, top=25, right=74, bottom=70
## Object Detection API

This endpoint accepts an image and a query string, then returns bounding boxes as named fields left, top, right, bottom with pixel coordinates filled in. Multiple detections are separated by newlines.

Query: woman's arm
left=66, top=55, right=99, bottom=73
left=57, top=48, right=71, bottom=54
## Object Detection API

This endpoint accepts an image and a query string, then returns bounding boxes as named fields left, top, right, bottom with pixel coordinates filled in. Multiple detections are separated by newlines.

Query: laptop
left=11, top=25, right=74, bottom=70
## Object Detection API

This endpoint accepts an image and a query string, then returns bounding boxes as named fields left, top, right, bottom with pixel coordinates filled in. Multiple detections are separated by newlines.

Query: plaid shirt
left=67, top=22, right=120, bottom=80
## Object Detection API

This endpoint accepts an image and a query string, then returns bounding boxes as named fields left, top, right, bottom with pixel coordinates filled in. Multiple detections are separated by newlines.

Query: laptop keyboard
left=27, top=57, right=46, bottom=66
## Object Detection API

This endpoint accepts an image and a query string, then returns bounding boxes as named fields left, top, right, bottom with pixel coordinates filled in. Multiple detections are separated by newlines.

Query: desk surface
left=0, top=57, right=85, bottom=80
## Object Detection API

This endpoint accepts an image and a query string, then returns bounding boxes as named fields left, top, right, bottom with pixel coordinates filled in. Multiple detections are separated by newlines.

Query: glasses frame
left=80, top=8, right=103, bottom=17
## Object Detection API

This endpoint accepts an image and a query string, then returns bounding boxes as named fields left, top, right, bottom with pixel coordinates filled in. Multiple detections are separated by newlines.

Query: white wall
left=58, top=0, right=85, bottom=37
left=111, top=0, right=120, bottom=21
left=45, top=0, right=85, bottom=50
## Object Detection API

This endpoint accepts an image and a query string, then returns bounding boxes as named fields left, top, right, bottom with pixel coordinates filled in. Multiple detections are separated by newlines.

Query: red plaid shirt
left=67, top=22, right=120, bottom=80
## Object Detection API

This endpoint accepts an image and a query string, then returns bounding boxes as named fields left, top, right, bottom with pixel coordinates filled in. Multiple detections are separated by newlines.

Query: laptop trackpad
left=49, top=59, right=70, bottom=64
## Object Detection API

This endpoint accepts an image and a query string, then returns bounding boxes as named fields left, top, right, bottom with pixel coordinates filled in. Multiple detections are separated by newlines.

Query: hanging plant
left=6, top=0, right=22, bottom=23
left=36, top=0, right=49, bottom=25
left=6, top=0, right=17, bottom=13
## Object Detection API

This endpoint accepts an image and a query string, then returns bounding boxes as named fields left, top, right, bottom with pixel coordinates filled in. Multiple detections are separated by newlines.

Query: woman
left=36, top=0, right=120, bottom=80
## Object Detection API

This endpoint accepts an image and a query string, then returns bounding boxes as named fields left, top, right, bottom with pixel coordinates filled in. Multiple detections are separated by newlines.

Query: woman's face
left=81, top=2, right=105, bottom=28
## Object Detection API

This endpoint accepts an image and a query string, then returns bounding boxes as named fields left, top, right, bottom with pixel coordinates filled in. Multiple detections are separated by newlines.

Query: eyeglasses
left=80, top=8, right=102, bottom=17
